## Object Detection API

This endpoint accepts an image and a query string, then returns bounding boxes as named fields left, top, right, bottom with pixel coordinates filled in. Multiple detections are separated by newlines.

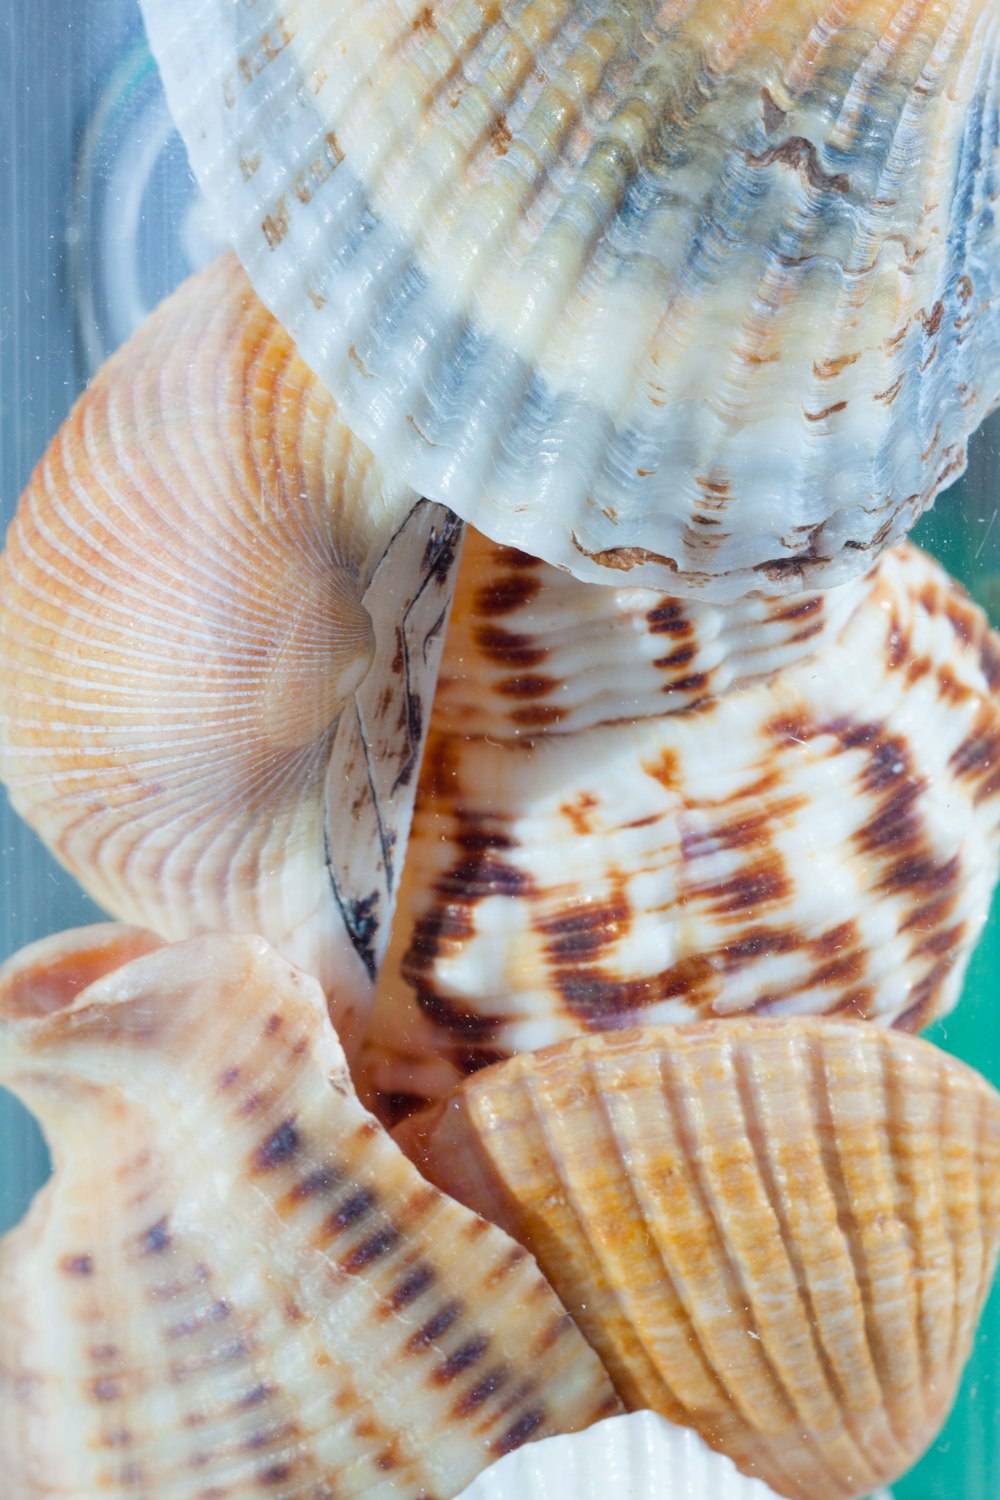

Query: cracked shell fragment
left=360, top=535, right=1000, bottom=1120
left=139, top=0, right=1000, bottom=597
left=396, top=1018, right=1000, bottom=1500
left=0, top=253, right=462, bottom=1052
left=0, top=925, right=621, bottom=1499
left=454, top=1409, right=784, bottom=1499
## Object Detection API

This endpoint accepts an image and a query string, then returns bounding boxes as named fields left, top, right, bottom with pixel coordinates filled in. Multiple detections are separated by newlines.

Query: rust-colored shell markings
left=362, top=533, right=1000, bottom=1121
left=0, top=253, right=461, bottom=1050
left=397, top=1018, right=1000, bottom=1500
left=0, top=926, right=620, bottom=1498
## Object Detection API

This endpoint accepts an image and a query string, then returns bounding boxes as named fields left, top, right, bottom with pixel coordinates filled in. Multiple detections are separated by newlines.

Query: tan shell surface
left=141, top=0, right=1000, bottom=595
left=0, top=253, right=460, bottom=1050
left=396, top=1018, right=1000, bottom=1500
left=0, top=926, right=620, bottom=1498
left=361, top=539, right=1000, bottom=1120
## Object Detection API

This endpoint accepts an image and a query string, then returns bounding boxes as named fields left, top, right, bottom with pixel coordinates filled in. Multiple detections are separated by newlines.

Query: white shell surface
left=361, top=538, right=1000, bottom=1119
left=454, top=1410, right=783, bottom=1499
left=0, top=927, right=620, bottom=1497
left=140, top=0, right=1000, bottom=595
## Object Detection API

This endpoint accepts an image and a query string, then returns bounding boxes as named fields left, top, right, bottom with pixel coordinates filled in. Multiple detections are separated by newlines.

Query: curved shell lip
left=452, top=1409, right=787, bottom=1499
left=140, top=0, right=1000, bottom=596
left=0, top=923, right=166, bottom=1024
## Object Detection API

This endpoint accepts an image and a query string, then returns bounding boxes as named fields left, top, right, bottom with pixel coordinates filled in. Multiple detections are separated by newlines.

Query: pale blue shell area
left=142, top=0, right=1000, bottom=596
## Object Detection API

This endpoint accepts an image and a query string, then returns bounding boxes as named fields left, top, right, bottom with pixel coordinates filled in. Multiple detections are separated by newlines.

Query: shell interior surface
left=0, top=926, right=621, bottom=1498
left=396, top=1018, right=1000, bottom=1500
left=453, top=1409, right=784, bottom=1499
left=140, top=0, right=1000, bottom=596
left=361, top=535, right=1000, bottom=1120
left=0, top=252, right=461, bottom=1050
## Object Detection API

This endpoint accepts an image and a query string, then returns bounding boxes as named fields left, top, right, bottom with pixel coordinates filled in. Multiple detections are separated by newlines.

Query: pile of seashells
left=1, top=1, right=1000, bottom=1496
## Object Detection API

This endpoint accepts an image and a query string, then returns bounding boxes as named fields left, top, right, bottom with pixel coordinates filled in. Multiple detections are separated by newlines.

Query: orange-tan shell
left=0, top=253, right=461, bottom=1050
left=0, top=925, right=620, bottom=1498
left=361, top=534, right=1000, bottom=1121
left=396, top=1017, right=1000, bottom=1500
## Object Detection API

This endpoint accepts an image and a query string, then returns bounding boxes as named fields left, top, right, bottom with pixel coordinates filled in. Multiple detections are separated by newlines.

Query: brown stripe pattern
left=362, top=537, right=1000, bottom=1122
left=0, top=928, right=619, bottom=1497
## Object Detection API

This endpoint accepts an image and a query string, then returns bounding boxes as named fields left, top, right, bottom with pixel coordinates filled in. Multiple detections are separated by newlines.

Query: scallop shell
left=396, top=1018, right=1000, bottom=1500
left=139, top=0, right=1000, bottom=597
left=454, top=1410, right=784, bottom=1499
left=0, top=252, right=461, bottom=1050
left=360, top=534, right=1000, bottom=1120
left=0, top=924, right=620, bottom=1498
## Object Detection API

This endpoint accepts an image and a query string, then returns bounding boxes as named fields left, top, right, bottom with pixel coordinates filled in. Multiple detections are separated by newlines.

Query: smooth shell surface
left=454, top=1409, right=784, bottom=1499
left=140, top=0, right=1000, bottom=596
left=0, top=253, right=461, bottom=1050
left=361, top=536, right=1000, bottom=1120
left=0, top=926, right=620, bottom=1498
left=397, top=1018, right=1000, bottom=1500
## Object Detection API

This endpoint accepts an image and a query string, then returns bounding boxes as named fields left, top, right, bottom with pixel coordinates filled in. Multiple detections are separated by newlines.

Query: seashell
left=139, top=0, right=1000, bottom=597
left=0, top=252, right=462, bottom=1051
left=396, top=1017, right=1000, bottom=1500
left=454, top=1409, right=784, bottom=1500
left=360, top=534, right=1000, bottom=1120
left=0, top=924, right=621, bottom=1498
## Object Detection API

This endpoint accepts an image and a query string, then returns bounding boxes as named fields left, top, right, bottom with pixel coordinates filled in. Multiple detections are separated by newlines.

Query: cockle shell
left=361, top=532, right=1000, bottom=1121
left=0, top=252, right=461, bottom=1051
left=0, top=924, right=620, bottom=1498
left=396, top=1018, right=1000, bottom=1500
left=454, top=1410, right=784, bottom=1500
left=139, top=0, right=1000, bottom=597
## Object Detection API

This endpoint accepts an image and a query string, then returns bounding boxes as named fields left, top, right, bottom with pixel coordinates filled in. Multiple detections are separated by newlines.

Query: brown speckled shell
left=361, top=535, right=1000, bottom=1121
left=396, top=1018, right=1000, bottom=1500
left=0, top=926, right=619, bottom=1498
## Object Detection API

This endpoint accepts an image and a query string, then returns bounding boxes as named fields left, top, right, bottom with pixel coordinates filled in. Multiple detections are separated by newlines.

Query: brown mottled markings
left=343, top=1225, right=402, bottom=1273
left=572, top=537, right=679, bottom=575
left=805, top=399, right=849, bottom=422
left=749, top=135, right=850, bottom=194
left=475, top=569, right=541, bottom=615
left=327, top=1187, right=377, bottom=1233
left=512, top=704, right=566, bottom=727
left=497, top=672, right=557, bottom=698
left=434, top=1334, right=490, bottom=1384
left=102, top=1427, right=132, bottom=1448
left=539, top=899, right=628, bottom=961
left=760, top=86, right=787, bottom=132
left=493, top=1407, right=546, bottom=1455
left=62, top=1253, right=94, bottom=1276
left=874, top=373, right=905, bottom=404
left=721, top=927, right=800, bottom=966
left=813, top=349, right=860, bottom=379
left=217, top=1065, right=240, bottom=1090
left=253, top=1117, right=301, bottom=1172
left=415, top=987, right=506, bottom=1039
left=386, top=1261, right=436, bottom=1312
left=240, top=1092, right=267, bottom=1117
left=407, top=1299, right=463, bottom=1351
left=92, top=1377, right=121, bottom=1403
left=290, top=1164, right=342, bottom=1200
left=562, top=790, right=599, bottom=836
left=702, top=854, right=790, bottom=914
left=238, top=1383, right=274, bottom=1410
left=167, top=1299, right=232, bottom=1341
left=454, top=1366, right=509, bottom=1417
left=263, top=1012, right=282, bottom=1035
left=490, top=115, right=512, bottom=154
left=654, top=644, right=696, bottom=671
left=257, top=1462, right=294, bottom=1487
left=828, top=988, right=873, bottom=1018
left=90, top=1344, right=119, bottom=1363
left=376, top=1444, right=401, bottom=1470
left=645, top=600, right=691, bottom=635
left=411, top=3, right=435, bottom=29
left=140, top=1217, right=172, bottom=1255
left=475, top=624, right=546, bottom=669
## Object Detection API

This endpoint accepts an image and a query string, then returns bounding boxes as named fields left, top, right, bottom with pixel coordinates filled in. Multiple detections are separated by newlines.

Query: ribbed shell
left=0, top=253, right=461, bottom=1050
left=454, top=1410, right=784, bottom=1499
left=361, top=537, right=1000, bottom=1120
left=140, top=0, right=1000, bottom=596
left=396, top=1018, right=1000, bottom=1500
left=0, top=926, right=620, bottom=1498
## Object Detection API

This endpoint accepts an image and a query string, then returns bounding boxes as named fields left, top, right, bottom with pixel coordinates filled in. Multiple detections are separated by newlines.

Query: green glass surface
left=890, top=424, right=1000, bottom=1500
